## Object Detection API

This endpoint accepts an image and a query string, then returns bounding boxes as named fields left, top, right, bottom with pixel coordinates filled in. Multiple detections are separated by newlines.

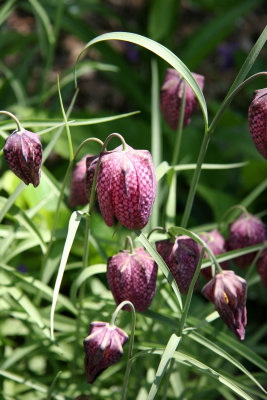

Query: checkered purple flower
left=248, top=88, right=267, bottom=159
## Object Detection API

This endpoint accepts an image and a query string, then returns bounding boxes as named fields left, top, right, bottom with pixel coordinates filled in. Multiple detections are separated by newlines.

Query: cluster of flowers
left=2, top=68, right=267, bottom=385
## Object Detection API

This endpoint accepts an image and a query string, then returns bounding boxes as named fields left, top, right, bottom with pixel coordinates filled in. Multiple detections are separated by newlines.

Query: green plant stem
left=181, top=131, right=210, bottom=228
left=124, top=236, right=135, bottom=253
left=208, top=71, right=267, bottom=135
left=42, top=137, right=103, bottom=281
left=178, top=249, right=205, bottom=336
left=109, top=301, right=136, bottom=400
left=171, top=82, right=186, bottom=166
left=57, top=75, right=74, bottom=161
left=0, top=110, right=23, bottom=132
left=103, top=132, right=127, bottom=151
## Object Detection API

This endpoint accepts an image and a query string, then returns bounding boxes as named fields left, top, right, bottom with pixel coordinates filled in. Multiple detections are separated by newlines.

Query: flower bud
left=160, top=69, right=204, bottom=131
left=256, top=248, right=267, bottom=288
left=68, top=155, right=90, bottom=208
left=202, top=270, right=247, bottom=340
left=3, top=129, right=42, bottom=187
left=227, top=213, right=266, bottom=268
left=97, top=144, right=156, bottom=230
left=156, top=236, right=200, bottom=294
left=84, top=321, right=128, bottom=384
left=248, top=88, right=267, bottom=159
left=107, top=247, right=157, bottom=312
left=199, top=229, right=229, bottom=279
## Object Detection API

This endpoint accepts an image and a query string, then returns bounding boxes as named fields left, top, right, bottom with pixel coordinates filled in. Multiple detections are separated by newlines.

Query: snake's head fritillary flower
left=97, top=144, right=156, bottom=230
left=84, top=321, right=128, bottom=384
left=3, top=129, right=42, bottom=187
left=202, top=270, right=247, bottom=340
left=199, top=229, right=229, bottom=279
left=107, top=247, right=158, bottom=312
left=248, top=88, right=267, bottom=159
left=257, top=248, right=267, bottom=288
left=160, top=69, right=204, bottom=131
left=68, top=155, right=91, bottom=208
left=227, top=213, right=266, bottom=268
left=156, top=236, right=200, bottom=294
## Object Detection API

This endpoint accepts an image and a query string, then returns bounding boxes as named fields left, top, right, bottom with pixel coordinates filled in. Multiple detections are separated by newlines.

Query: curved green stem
left=102, top=132, right=127, bottom=151
left=110, top=301, right=136, bottom=400
left=208, top=71, right=267, bottom=135
left=181, top=131, right=210, bottom=228
left=218, top=204, right=249, bottom=232
left=147, top=226, right=167, bottom=241
left=124, top=236, right=135, bottom=254
left=0, top=110, right=23, bottom=132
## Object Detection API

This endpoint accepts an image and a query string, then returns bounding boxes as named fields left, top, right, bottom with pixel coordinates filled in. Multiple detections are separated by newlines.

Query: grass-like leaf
left=75, top=31, right=208, bottom=128
left=50, top=211, right=82, bottom=340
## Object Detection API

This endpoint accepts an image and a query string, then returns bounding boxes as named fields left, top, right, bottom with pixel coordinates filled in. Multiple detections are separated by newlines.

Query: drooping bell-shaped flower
left=96, top=144, right=157, bottom=230
left=68, top=155, right=91, bottom=208
left=227, top=213, right=266, bottom=268
left=156, top=236, right=200, bottom=294
left=107, top=247, right=158, bottom=312
left=199, top=229, right=229, bottom=279
left=160, top=68, right=204, bottom=131
left=84, top=321, right=128, bottom=384
left=3, top=129, right=42, bottom=187
left=248, top=88, right=267, bottom=159
left=202, top=270, right=247, bottom=340
left=256, top=248, right=267, bottom=288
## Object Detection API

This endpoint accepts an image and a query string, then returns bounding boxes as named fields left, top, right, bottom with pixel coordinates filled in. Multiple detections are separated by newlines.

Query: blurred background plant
left=0, top=0, right=267, bottom=399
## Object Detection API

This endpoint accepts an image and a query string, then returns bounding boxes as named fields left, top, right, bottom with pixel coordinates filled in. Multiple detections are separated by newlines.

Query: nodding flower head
left=227, top=213, right=266, bottom=268
left=199, top=229, right=229, bottom=279
left=248, top=88, right=267, bottom=159
left=156, top=236, right=200, bottom=294
left=68, top=155, right=91, bottom=208
left=160, top=69, right=204, bottom=131
left=107, top=247, right=158, bottom=312
left=4, top=129, right=42, bottom=187
left=256, top=248, right=267, bottom=288
left=202, top=270, right=247, bottom=340
left=84, top=321, right=128, bottom=384
left=96, top=144, right=157, bottom=230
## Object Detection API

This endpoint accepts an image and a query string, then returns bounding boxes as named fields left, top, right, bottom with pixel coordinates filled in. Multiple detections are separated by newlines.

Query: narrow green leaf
left=0, top=344, right=38, bottom=370
left=70, top=264, right=106, bottom=302
left=136, top=231, right=183, bottom=311
left=0, top=0, right=16, bottom=26
left=75, top=31, right=208, bottom=128
left=8, top=286, right=50, bottom=339
left=147, top=334, right=181, bottom=400
left=189, top=331, right=266, bottom=394
left=50, top=211, right=82, bottom=340
left=0, top=182, right=25, bottom=224
left=28, top=0, right=55, bottom=45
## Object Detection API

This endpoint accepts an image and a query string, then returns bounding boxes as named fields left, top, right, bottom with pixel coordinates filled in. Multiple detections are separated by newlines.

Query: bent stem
left=110, top=301, right=136, bottom=400
left=0, top=110, right=24, bottom=132
left=103, top=132, right=127, bottom=151
left=124, top=236, right=135, bottom=254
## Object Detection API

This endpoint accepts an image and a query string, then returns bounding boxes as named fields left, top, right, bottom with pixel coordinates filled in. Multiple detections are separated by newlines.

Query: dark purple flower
left=4, top=129, right=42, bottom=187
left=256, top=248, right=267, bottom=288
left=199, top=229, right=229, bottom=279
left=227, top=213, right=266, bottom=268
left=84, top=321, right=128, bottom=384
left=160, top=69, right=204, bottom=131
left=248, top=88, right=267, bottom=159
left=84, top=155, right=98, bottom=202
left=156, top=236, right=200, bottom=294
left=202, top=270, right=247, bottom=340
left=68, top=155, right=90, bottom=208
left=97, top=144, right=157, bottom=230
left=107, top=247, right=158, bottom=312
